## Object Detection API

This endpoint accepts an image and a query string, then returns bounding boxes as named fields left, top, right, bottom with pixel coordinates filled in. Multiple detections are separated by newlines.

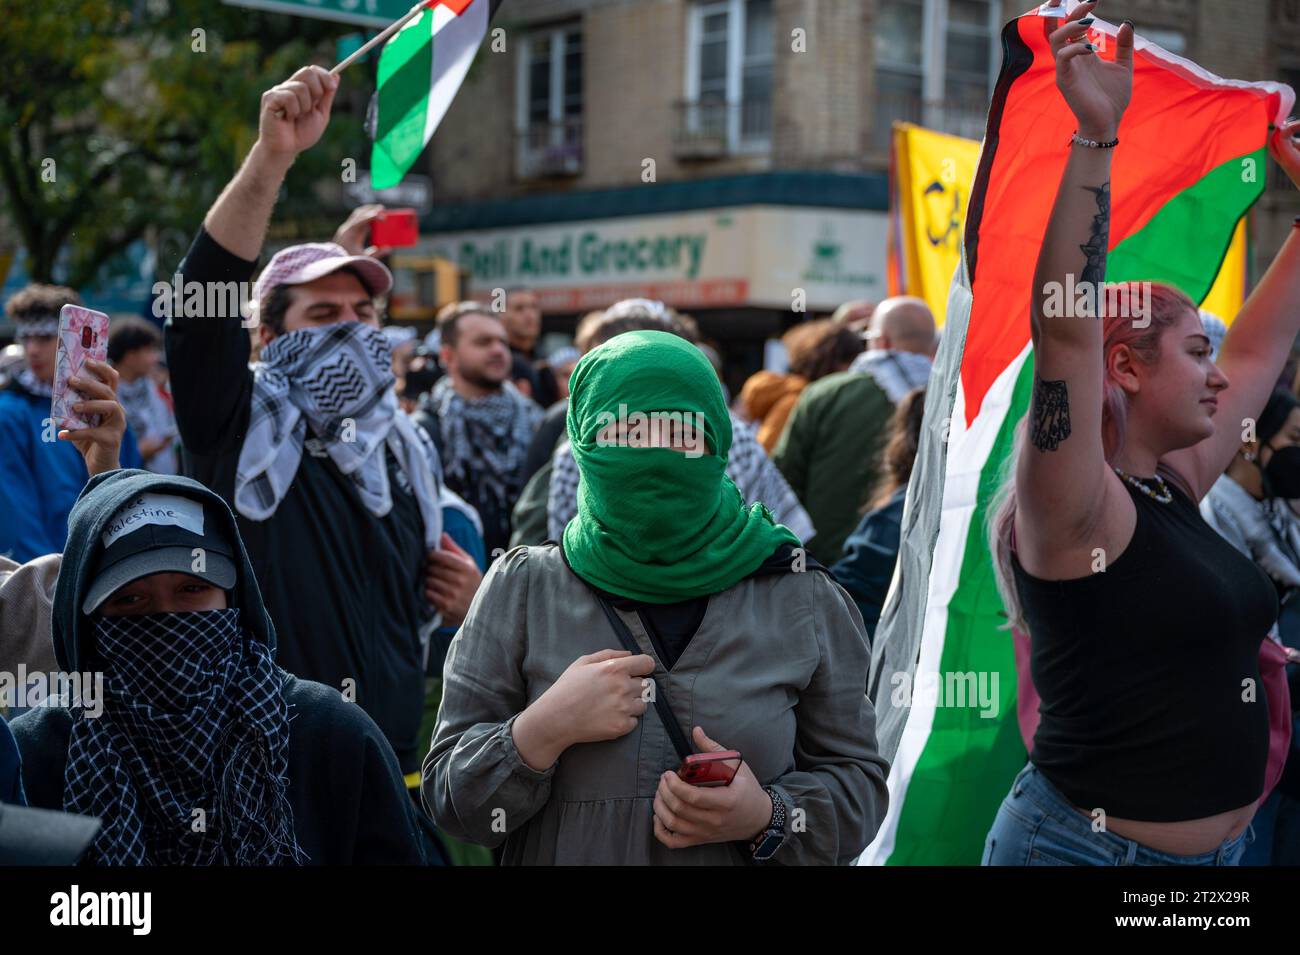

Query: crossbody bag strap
left=592, top=593, right=695, bottom=763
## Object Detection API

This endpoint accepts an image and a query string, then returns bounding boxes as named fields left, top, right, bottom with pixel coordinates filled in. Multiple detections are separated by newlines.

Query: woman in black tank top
left=982, top=6, right=1300, bottom=866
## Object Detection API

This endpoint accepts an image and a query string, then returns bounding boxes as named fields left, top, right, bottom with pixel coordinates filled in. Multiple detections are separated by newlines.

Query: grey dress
left=423, top=544, right=890, bottom=865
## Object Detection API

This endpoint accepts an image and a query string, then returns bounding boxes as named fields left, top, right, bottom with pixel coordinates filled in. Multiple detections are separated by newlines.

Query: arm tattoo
left=1079, top=182, right=1111, bottom=291
left=1030, top=377, right=1071, bottom=451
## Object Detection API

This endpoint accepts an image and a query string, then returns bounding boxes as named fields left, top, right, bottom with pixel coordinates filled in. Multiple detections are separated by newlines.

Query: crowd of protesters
left=2, top=3, right=1300, bottom=867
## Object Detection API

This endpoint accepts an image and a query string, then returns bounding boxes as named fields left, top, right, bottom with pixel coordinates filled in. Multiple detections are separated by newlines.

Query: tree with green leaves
left=0, top=0, right=372, bottom=289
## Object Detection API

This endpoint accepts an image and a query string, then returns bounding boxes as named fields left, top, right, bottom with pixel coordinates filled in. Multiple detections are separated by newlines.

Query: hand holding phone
left=56, top=358, right=127, bottom=477
left=677, top=750, right=742, bottom=787
left=653, top=728, right=774, bottom=851
left=51, top=305, right=111, bottom=431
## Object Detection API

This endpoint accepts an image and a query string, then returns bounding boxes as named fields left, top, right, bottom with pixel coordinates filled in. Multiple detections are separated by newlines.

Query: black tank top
left=1011, top=473, right=1277, bottom=821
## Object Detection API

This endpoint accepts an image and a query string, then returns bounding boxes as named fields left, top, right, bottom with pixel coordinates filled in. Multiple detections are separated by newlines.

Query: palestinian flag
left=861, top=2, right=1293, bottom=866
left=370, top=0, right=500, bottom=189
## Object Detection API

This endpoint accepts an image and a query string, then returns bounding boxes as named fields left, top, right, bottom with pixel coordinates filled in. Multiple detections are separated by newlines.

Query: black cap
left=81, top=492, right=237, bottom=614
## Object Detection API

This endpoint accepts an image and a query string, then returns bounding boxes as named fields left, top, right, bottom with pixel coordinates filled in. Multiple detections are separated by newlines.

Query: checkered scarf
left=847, top=350, right=933, bottom=403
left=63, top=609, right=305, bottom=866
left=118, top=376, right=175, bottom=444
left=15, top=367, right=53, bottom=399
left=235, top=322, right=443, bottom=548
left=430, top=375, right=541, bottom=523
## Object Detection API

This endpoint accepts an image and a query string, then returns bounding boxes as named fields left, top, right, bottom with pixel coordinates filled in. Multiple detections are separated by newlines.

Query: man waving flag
left=371, top=0, right=503, bottom=188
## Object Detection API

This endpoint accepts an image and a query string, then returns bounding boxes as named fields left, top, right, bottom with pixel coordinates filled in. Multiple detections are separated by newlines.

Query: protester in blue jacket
left=0, top=285, right=142, bottom=562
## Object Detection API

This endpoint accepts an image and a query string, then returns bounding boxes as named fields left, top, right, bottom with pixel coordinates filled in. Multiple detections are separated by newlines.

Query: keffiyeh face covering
left=63, top=608, right=304, bottom=866
left=235, top=321, right=443, bottom=548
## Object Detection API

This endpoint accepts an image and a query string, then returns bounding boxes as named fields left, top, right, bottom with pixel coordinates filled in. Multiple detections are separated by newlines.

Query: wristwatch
left=748, top=787, right=788, bottom=862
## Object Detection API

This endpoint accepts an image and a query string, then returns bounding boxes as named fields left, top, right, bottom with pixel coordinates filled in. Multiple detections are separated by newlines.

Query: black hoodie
left=10, top=469, right=432, bottom=864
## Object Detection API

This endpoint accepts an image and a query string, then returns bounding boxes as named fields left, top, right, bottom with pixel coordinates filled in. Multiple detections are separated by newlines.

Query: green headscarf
left=562, top=329, right=799, bottom=602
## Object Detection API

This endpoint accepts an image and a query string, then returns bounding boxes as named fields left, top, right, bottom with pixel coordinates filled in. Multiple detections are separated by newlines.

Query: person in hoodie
left=10, top=469, right=431, bottom=865
left=162, top=65, right=482, bottom=778
left=0, top=284, right=142, bottom=562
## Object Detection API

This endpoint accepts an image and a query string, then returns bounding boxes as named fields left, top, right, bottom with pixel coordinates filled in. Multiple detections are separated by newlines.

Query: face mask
left=95, top=609, right=241, bottom=711
left=1262, top=444, right=1300, bottom=499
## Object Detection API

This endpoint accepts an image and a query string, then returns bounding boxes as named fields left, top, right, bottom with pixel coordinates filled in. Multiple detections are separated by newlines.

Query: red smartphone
left=370, top=208, right=419, bottom=249
left=677, top=750, right=742, bottom=788
left=51, top=304, right=110, bottom=431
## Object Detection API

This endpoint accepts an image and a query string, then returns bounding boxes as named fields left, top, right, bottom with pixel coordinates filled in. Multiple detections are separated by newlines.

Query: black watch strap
left=750, top=787, right=787, bottom=861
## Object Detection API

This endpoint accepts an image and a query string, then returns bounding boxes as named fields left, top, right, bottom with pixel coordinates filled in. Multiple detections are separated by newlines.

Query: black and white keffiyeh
left=118, top=376, right=176, bottom=443
left=430, top=375, right=541, bottom=519
left=15, top=367, right=53, bottom=399
left=848, top=349, right=933, bottom=403
left=235, top=322, right=443, bottom=548
left=63, top=609, right=305, bottom=866
left=1202, top=474, right=1300, bottom=590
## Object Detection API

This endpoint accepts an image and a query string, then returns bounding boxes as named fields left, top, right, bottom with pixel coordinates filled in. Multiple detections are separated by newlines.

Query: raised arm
left=1162, top=121, right=1300, bottom=499
left=205, top=66, right=338, bottom=259
left=1016, top=6, right=1135, bottom=576
left=166, top=66, right=339, bottom=456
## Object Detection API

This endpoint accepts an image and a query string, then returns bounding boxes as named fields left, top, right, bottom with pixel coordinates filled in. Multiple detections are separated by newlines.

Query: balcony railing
left=515, top=118, right=584, bottom=180
left=869, top=88, right=991, bottom=152
left=673, top=98, right=772, bottom=159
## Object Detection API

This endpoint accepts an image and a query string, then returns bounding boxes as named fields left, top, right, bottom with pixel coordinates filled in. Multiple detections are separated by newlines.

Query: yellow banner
left=892, top=123, right=981, bottom=328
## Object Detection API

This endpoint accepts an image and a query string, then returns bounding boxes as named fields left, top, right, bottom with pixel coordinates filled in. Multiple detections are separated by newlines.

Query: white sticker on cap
left=101, top=493, right=205, bottom=548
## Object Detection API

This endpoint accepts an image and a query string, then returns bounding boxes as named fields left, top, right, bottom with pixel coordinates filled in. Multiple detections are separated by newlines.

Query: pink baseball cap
left=252, top=243, right=394, bottom=308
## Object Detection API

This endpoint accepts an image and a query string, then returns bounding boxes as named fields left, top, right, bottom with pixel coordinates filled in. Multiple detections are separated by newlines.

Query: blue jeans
left=982, top=763, right=1254, bottom=866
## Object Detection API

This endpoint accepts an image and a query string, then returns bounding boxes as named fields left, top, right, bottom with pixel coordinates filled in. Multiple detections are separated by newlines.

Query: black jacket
left=10, top=468, right=432, bottom=864
left=12, top=677, right=428, bottom=864
left=164, top=228, right=430, bottom=773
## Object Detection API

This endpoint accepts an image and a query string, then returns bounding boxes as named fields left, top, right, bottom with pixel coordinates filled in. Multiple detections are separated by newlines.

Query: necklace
left=1113, top=467, right=1173, bottom=504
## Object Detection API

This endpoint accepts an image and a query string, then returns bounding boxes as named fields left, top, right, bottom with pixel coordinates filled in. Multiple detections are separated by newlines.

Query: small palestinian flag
left=862, top=1, right=1292, bottom=866
left=370, top=0, right=501, bottom=189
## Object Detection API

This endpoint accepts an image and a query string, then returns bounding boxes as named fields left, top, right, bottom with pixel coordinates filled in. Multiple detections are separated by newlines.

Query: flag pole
left=331, top=1, right=430, bottom=75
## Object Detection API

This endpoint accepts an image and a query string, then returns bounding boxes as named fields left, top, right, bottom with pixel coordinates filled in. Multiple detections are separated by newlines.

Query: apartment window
left=680, top=0, right=774, bottom=155
left=872, top=0, right=999, bottom=149
left=516, top=25, right=584, bottom=178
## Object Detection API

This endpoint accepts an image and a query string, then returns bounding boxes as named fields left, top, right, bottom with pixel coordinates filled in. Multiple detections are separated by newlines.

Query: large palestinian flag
left=370, top=0, right=501, bottom=189
left=861, top=2, right=1293, bottom=866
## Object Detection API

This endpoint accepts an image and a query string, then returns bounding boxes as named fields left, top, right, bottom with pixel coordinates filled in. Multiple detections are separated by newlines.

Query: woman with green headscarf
left=424, top=330, right=889, bottom=865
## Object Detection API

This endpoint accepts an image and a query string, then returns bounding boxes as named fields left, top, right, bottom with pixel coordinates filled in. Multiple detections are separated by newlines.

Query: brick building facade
left=406, top=0, right=1299, bottom=379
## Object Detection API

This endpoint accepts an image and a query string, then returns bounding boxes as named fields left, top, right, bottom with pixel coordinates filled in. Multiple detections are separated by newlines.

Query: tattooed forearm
left=1079, top=182, right=1111, bottom=292
left=1030, top=377, right=1071, bottom=451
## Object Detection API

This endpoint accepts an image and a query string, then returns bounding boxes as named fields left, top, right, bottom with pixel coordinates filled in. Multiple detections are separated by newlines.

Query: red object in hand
left=677, top=750, right=742, bottom=787
left=371, top=208, right=419, bottom=249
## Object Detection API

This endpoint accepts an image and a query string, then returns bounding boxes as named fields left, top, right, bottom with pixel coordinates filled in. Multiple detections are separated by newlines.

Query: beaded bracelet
left=1071, top=131, right=1120, bottom=149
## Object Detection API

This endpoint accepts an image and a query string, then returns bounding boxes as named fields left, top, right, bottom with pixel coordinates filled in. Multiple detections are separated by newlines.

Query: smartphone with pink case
left=51, top=304, right=110, bottom=431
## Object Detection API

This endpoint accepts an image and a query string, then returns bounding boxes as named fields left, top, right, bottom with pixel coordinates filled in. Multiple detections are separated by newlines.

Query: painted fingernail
left=1079, top=17, right=1095, bottom=26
